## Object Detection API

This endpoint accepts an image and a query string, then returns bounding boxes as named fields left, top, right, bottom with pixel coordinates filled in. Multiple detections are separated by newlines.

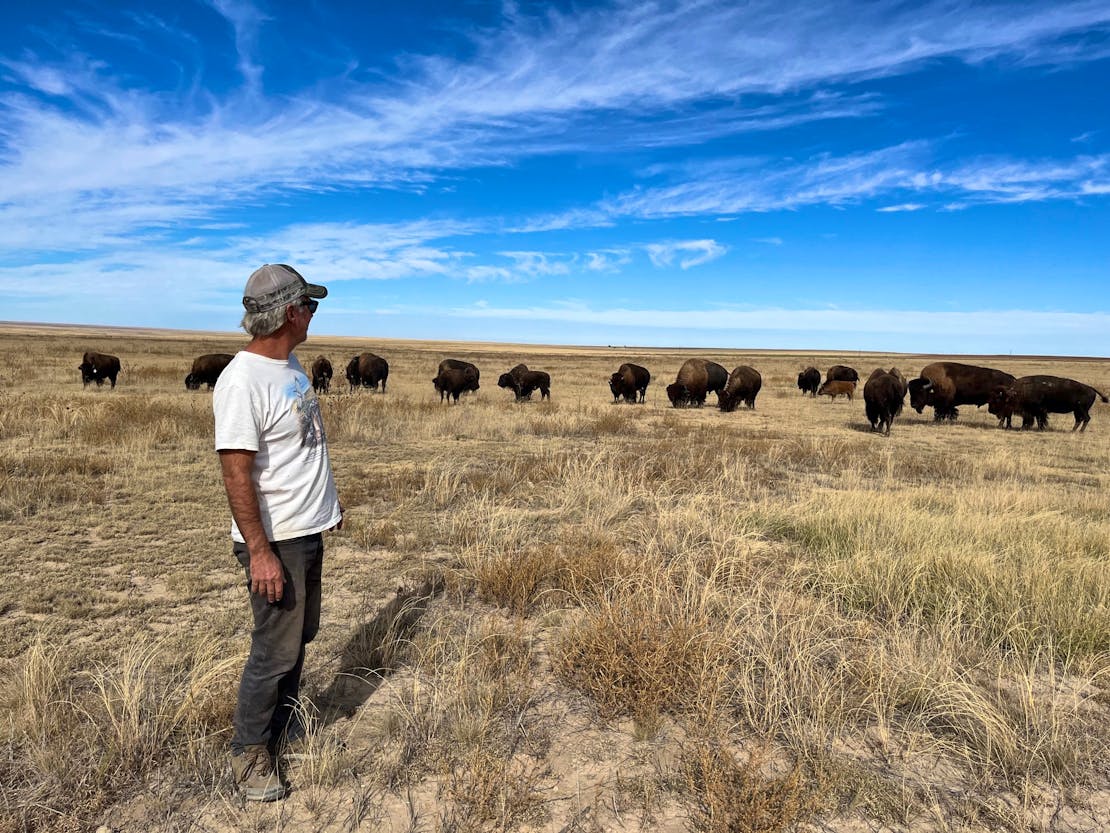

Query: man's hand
left=248, top=546, right=285, bottom=602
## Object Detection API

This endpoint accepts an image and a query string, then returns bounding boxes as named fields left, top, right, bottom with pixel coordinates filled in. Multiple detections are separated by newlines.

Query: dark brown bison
left=718, top=366, right=762, bottom=412
left=863, top=368, right=907, bottom=435
left=434, top=359, right=480, bottom=401
left=311, top=356, right=333, bottom=395
left=907, top=362, right=1015, bottom=422
left=797, top=367, right=821, bottom=397
left=185, top=353, right=233, bottom=390
left=346, top=353, right=389, bottom=392
left=818, top=380, right=856, bottom=401
left=826, top=365, right=859, bottom=383
left=498, top=365, right=551, bottom=401
left=610, top=363, right=651, bottom=403
left=989, top=375, right=1109, bottom=432
left=79, top=351, right=121, bottom=388
left=666, top=359, right=728, bottom=407
left=434, top=361, right=480, bottom=403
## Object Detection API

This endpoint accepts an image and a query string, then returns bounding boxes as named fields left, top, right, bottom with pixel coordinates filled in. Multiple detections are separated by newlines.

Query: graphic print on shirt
left=287, top=376, right=326, bottom=455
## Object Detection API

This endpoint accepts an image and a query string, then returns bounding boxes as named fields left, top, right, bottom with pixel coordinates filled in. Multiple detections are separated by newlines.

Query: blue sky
left=2, top=0, right=1108, bottom=354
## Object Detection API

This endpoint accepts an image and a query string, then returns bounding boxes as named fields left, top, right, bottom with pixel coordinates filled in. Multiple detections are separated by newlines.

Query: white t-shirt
left=213, top=351, right=341, bottom=543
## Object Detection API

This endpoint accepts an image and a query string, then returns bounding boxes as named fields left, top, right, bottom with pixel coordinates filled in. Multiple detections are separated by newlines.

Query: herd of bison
left=76, top=349, right=1108, bottom=435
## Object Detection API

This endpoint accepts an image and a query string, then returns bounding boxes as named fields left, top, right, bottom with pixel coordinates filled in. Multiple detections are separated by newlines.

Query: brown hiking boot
left=231, top=744, right=286, bottom=802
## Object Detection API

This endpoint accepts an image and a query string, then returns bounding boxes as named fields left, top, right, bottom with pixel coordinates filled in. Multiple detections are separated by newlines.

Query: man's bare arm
left=219, top=449, right=284, bottom=602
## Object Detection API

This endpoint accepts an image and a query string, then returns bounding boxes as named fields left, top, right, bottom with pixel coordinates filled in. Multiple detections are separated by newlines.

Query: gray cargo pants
left=231, top=533, right=322, bottom=754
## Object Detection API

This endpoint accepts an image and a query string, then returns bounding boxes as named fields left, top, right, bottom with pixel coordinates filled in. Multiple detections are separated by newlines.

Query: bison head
left=497, top=372, right=517, bottom=392
left=987, top=386, right=1017, bottom=418
left=907, top=378, right=933, bottom=413
left=666, top=382, right=690, bottom=407
left=609, top=372, right=622, bottom=401
left=184, top=373, right=200, bottom=390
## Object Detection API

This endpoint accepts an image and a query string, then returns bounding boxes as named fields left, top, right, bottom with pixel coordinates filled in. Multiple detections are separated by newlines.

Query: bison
left=498, top=364, right=551, bottom=401
left=863, top=367, right=907, bottom=435
left=434, top=361, right=480, bottom=403
left=311, top=356, right=333, bottom=395
left=346, top=353, right=389, bottom=393
left=609, top=363, right=650, bottom=404
left=718, top=366, right=762, bottom=412
left=436, top=359, right=480, bottom=393
left=818, top=380, right=856, bottom=401
left=79, top=351, right=121, bottom=388
left=185, top=353, right=234, bottom=390
left=666, top=359, right=728, bottom=407
left=907, top=362, right=1015, bottom=422
left=989, top=375, right=1109, bottom=432
left=826, top=365, right=859, bottom=383
left=797, top=367, right=821, bottom=397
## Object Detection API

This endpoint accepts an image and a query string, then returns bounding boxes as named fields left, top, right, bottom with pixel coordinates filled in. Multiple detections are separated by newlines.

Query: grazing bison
left=718, top=366, right=762, bottom=412
left=907, top=362, right=1015, bottom=422
left=434, top=361, right=480, bottom=403
left=610, top=363, right=651, bottom=403
left=185, top=353, right=234, bottom=390
left=826, top=365, right=859, bottom=383
left=346, top=352, right=389, bottom=392
left=797, top=367, right=821, bottom=397
left=666, top=359, right=729, bottom=407
left=79, top=351, right=121, bottom=388
left=989, top=375, right=1108, bottom=432
left=311, top=356, right=333, bottom=395
left=864, top=367, right=908, bottom=435
left=498, top=365, right=551, bottom=401
left=818, top=380, right=856, bottom=401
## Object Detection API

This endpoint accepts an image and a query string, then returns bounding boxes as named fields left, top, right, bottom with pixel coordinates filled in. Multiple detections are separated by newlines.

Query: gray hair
left=240, top=304, right=289, bottom=337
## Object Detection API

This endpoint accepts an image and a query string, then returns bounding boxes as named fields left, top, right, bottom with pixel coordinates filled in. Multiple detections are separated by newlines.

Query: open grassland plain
left=1, top=324, right=1108, bottom=833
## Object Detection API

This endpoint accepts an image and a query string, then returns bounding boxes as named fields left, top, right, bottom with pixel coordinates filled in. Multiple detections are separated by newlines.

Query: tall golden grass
left=0, top=323, right=1107, bottom=832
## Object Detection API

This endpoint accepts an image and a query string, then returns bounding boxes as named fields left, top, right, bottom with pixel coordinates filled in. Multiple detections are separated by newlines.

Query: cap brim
left=306, top=283, right=327, bottom=299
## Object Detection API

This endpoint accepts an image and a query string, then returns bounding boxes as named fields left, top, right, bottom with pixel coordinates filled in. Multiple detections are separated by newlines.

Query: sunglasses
left=297, top=298, right=319, bottom=314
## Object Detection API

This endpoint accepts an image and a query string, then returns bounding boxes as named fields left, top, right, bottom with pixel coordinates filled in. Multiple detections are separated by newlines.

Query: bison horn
left=922, top=380, right=933, bottom=390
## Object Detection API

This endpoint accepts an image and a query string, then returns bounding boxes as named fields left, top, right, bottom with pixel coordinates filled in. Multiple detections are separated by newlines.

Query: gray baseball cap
left=242, top=264, right=328, bottom=313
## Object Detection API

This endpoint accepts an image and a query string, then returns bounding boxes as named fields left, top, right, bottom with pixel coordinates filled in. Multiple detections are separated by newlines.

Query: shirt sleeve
left=213, top=381, right=262, bottom=452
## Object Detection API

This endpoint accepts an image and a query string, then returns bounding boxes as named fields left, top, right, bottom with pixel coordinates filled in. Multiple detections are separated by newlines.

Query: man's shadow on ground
left=314, top=575, right=443, bottom=727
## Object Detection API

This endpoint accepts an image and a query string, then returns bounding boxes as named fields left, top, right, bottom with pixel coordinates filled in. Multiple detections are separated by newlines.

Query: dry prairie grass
left=0, top=323, right=1108, bottom=832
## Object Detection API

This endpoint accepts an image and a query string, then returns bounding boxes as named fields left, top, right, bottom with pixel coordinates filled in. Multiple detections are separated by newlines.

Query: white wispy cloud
left=601, top=146, right=1110, bottom=218
left=464, top=265, right=514, bottom=282
left=497, top=251, right=573, bottom=277
left=585, top=249, right=633, bottom=272
left=396, top=0, right=1110, bottom=120
left=752, top=237, right=784, bottom=245
left=2, top=0, right=1108, bottom=255
left=645, top=239, right=728, bottom=270
left=608, top=144, right=928, bottom=218
left=207, top=0, right=269, bottom=95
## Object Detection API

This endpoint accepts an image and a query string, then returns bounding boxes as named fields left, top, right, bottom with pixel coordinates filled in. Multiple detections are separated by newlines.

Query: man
left=213, top=263, right=343, bottom=802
